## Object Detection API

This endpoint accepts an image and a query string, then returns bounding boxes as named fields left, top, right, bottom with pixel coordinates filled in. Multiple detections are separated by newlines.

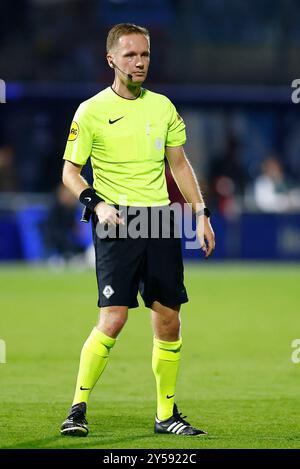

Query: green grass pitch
left=0, top=262, right=299, bottom=449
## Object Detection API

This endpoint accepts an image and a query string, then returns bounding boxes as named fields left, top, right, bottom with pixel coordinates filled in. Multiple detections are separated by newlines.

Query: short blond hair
left=106, top=23, right=150, bottom=53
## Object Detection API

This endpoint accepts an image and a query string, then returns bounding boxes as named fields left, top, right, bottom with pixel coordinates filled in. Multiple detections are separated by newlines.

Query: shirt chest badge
left=155, top=137, right=163, bottom=150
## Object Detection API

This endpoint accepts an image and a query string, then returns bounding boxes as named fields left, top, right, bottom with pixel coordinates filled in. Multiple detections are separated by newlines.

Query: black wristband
left=79, top=188, right=103, bottom=211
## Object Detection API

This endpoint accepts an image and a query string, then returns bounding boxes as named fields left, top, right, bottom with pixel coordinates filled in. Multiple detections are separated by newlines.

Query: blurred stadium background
left=0, top=0, right=300, bottom=450
left=1, top=0, right=300, bottom=262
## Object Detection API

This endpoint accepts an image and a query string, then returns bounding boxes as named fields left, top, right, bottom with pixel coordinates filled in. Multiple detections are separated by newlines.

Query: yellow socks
left=152, top=336, right=182, bottom=421
left=72, top=327, right=116, bottom=405
left=72, top=329, right=181, bottom=420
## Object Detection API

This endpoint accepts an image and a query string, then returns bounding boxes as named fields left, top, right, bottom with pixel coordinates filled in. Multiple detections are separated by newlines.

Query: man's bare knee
left=96, top=306, right=128, bottom=338
left=151, top=302, right=181, bottom=341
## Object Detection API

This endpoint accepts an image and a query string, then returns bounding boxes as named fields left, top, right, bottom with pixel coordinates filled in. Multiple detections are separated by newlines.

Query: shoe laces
left=173, top=409, right=190, bottom=427
left=70, top=409, right=88, bottom=425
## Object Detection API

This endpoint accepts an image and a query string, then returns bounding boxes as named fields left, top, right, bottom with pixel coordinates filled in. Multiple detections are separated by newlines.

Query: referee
left=61, top=23, right=215, bottom=437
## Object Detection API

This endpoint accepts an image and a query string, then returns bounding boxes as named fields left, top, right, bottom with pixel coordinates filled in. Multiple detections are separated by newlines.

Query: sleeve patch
left=68, top=121, right=79, bottom=141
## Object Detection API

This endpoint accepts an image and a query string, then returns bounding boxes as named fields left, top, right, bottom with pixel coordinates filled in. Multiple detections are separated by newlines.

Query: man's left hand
left=196, top=215, right=215, bottom=258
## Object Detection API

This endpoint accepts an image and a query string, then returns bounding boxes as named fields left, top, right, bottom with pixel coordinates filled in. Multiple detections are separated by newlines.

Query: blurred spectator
left=209, top=133, right=247, bottom=216
left=0, top=144, right=18, bottom=192
left=254, top=156, right=300, bottom=212
left=43, top=183, right=85, bottom=262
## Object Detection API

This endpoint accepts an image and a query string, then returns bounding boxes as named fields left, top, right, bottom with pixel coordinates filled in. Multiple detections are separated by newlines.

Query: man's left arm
left=165, top=145, right=215, bottom=258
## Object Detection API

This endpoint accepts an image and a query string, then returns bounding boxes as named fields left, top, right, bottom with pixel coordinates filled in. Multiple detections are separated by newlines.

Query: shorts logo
left=68, top=121, right=79, bottom=141
left=103, top=285, right=114, bottom=299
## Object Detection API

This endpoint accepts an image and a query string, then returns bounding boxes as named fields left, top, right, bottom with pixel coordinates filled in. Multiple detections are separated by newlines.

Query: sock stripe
left=153, top=337, right=182, bottom=352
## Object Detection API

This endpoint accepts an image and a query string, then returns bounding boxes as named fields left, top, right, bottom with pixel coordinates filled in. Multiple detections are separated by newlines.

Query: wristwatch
left=195, top=207, right=211, bottom=218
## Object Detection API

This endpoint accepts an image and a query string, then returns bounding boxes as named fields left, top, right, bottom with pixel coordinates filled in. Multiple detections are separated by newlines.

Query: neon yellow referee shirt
left=63, top=86, right=186, bottom=206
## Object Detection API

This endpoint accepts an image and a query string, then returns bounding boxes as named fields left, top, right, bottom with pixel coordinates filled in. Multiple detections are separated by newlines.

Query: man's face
left=108, top=33, right=150, bottom=84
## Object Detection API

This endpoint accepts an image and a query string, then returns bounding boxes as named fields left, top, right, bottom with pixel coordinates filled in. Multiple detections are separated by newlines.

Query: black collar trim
left=110, top=86, right=142, bottom=100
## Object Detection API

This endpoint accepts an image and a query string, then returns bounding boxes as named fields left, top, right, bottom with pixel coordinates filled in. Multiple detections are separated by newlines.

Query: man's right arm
left=62, top=160, right=124, bottom=226
left=62, top=160, right=89, bottom=198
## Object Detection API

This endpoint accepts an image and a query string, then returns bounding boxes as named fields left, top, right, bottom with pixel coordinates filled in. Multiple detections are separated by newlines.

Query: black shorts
left=91, top=205, right=188, bottom=309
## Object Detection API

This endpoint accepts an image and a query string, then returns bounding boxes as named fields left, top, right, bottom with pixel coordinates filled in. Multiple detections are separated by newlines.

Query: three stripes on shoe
left=155, top=417, right=187, bottom=434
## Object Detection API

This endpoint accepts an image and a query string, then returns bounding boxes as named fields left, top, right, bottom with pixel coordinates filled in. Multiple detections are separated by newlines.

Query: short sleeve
left=165, top=100, right=186, bottom=147
left=63, top=103, right=93, bottom=165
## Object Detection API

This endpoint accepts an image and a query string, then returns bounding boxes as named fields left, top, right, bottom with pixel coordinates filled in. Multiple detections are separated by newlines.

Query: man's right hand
left=95, top=202, right=125, bottom=226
